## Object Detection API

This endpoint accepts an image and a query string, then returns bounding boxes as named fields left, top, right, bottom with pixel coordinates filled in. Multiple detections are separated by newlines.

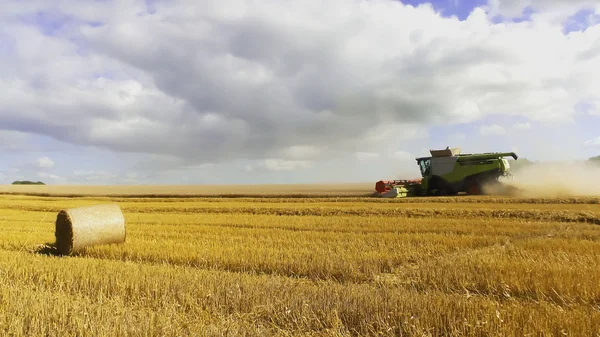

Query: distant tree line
left=589, top=155, right=600, bottom=163
left=12, top=181, right=46, bottom=185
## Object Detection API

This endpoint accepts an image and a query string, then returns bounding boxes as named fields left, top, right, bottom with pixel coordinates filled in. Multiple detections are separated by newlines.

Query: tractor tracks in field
left=3, top=199, right=600, bottom=226
left=375, top=226, right=600, bottom=307
left=121, top=206, right=600, bottom=225
left=3, top=218, right=599, bottom=309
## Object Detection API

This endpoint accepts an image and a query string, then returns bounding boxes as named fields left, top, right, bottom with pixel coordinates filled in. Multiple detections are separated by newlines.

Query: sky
left=1, top=0, right=599, bottom=185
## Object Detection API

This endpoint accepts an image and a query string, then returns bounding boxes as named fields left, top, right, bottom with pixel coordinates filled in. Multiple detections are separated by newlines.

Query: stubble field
left=0, top=186, right=599, bottom=336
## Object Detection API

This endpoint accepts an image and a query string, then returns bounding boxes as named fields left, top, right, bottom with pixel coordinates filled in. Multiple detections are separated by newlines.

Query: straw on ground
left=0, top=193, right=599, bottom=336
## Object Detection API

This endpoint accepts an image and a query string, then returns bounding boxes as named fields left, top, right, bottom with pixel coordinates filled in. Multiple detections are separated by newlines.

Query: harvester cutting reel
left=375, top=179, right=423, bottom=198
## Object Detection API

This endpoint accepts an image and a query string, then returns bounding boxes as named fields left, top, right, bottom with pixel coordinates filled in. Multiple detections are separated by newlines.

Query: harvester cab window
left=419, top=159, right=431, bottom=177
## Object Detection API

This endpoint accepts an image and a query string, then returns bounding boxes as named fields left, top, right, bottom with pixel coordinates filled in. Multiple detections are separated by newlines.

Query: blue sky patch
left=18, top=10, right=104, bottom=36
left=400, top=0, right=488, bottom=20
left=398, top=0, right=542, bottom=23
left=1, top=0, right=599, bottom=185
left=564, top=8, right=600, bottom=34
left=19, top=10, right=73, bottom=36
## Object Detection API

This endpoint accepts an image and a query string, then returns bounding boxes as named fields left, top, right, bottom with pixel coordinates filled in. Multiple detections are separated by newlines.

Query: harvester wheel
left=466, top=181, right=482, bottom=195
left=439, top=187, right=456, bottom=196
left=428, top=176, right=453, bottom=196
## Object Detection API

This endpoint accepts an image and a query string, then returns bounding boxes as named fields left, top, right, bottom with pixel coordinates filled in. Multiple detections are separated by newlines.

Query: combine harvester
left=375, top=147, right=519, bottom=197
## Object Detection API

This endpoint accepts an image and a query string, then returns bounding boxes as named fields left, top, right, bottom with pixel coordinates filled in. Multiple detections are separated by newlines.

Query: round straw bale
left=55, top=203, right=126, bottom=255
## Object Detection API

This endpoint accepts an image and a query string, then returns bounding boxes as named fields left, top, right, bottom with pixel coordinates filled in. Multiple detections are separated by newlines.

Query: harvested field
left=0, top=183, right=375, bottom=198
left=1, top=191, right=600, bottom=336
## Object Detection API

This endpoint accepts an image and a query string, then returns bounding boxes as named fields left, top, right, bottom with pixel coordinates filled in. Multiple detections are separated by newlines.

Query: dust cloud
left=494, top=161, right=600, bottom=197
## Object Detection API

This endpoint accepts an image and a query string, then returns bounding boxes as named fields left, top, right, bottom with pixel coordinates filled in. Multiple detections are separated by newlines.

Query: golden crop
left=0, top=192, right=599, bottom=336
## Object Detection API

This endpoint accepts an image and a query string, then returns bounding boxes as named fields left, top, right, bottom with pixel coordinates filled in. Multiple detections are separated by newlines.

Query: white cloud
left=392, top=151, right=414, bottom=161
left=355, top=152, right=380, bottom=161
left=0, top=130, right=28, bottom=151
left=447, top=132, right=467, bottom=144
left=282, top=145, right=324, bottom=160
left=0, top=0, right=598, bottom=183
left=37, top=172, right=66, bottom=181
left=485, top=0, right=599, bottom=21
left=513, top=122, right=532, bottom=129
left=585, top=136, right=600, bottom=147
left=36, top=157, right=55, bottom=169
left=187, top=163, right=215, bottom=170
left=479, top=124, right=506, bottom=136
left=261, top=159, right=314, bottom=171
left=121, top=172, right=141, bottom=184
left=73, top=170, right=117, bottom=181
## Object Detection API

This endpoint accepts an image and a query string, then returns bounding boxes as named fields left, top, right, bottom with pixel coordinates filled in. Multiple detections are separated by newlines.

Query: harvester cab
left=375, top=147, right=518, bottom=197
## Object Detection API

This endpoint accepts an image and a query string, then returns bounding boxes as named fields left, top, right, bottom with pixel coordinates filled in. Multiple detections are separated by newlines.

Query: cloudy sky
left=1, top=0, right=599, bottom=185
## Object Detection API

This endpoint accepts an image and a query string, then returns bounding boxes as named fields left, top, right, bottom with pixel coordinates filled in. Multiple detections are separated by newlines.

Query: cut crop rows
left=0, top=195, right=599, bottom=336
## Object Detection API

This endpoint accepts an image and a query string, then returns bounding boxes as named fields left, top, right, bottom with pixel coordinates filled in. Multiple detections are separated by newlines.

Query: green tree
left=12, top=181, right=46, bottom=185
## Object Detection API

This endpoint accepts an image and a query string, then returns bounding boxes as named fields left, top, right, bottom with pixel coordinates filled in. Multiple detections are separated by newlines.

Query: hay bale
left=55, top=203, right=126, bottom=255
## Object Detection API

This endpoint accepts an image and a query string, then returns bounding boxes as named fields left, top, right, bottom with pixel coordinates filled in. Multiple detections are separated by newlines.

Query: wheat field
left=0, top=187, right=599, bottom=336
left=0, top=183, right=375, bottom=198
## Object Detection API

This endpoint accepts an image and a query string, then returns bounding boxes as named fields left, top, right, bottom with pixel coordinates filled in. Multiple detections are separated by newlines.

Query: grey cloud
left=0, top=130, right=27, bottom=149
left=0, top=0, right=599, bottom=169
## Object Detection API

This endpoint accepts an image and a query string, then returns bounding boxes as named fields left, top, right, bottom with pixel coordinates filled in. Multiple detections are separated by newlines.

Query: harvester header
left=375, top=147, right=518, bottom=197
